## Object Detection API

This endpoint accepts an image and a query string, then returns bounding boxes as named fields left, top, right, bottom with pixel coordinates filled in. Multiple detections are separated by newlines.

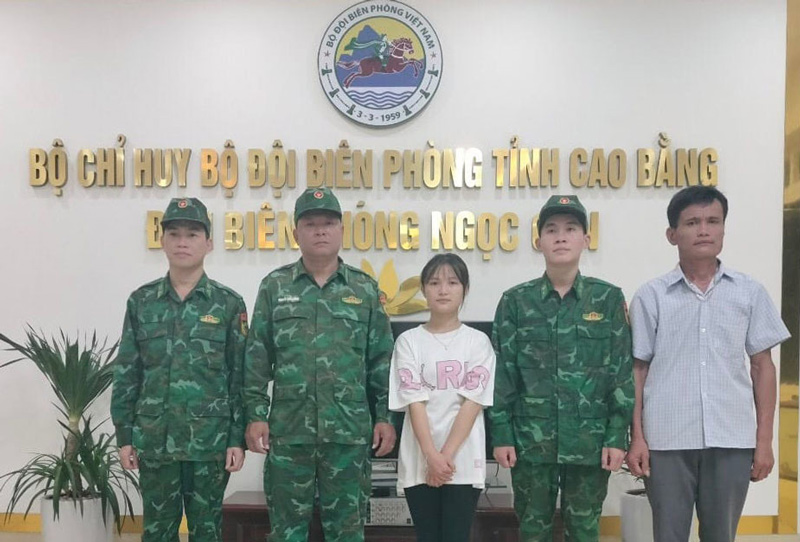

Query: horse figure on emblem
left=338, top=36, right=423, bottom=88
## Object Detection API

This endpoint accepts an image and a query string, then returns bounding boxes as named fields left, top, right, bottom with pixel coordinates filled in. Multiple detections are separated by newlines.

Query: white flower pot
left=41, top=496, right=113, bottom=542
left=621, top=489, right=653, bottom=542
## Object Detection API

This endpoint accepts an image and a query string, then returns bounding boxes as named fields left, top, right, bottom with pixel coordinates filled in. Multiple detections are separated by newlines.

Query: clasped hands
left=425, top=449, right=456, bottom=487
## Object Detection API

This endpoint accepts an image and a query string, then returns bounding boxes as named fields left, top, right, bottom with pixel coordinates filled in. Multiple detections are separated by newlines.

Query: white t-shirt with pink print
left=389, top=324, right=496, bottom=490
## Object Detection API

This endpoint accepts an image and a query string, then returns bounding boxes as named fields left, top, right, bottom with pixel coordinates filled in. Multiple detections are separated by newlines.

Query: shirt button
left=697, top=294, right=704, bottom=300
left=701, top=362, right=706, bottom=366
left=700, top=328, right=706, bottom=333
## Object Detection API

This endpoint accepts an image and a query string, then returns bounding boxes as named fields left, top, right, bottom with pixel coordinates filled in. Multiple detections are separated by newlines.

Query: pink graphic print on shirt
left=398, top=360, right=489, bottom=391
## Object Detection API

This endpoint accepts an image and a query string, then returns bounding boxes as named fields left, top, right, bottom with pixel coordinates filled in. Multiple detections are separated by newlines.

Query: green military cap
left=161, top=197, right=211, bottom=234
left=537, top=194, right=588, bottom=234
left=294, top=187, right=342, bottom=223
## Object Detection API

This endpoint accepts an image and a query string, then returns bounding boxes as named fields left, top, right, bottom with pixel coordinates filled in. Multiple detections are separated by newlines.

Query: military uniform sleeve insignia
left=622, top=300, right=630, bottom=325
left=377, top=290, right=389, bottom=314
left=240, top=312, right=249, bottom=336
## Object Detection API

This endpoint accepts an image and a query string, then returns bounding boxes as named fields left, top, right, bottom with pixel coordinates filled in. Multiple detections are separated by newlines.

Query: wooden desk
left=222, top=490, right=520, bottom=542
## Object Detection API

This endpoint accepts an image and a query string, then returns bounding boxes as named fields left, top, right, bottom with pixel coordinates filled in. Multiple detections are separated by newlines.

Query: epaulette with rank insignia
left=209, top=278, right=245, bottom=301
left=504, top=277, right=541, bottom=296
left=343, top=263, right=380, bottom=287
left=130, top=276, right=166, bottom=298
left=275, top=262, right=296, bottom=271
left=583, top=276, right=616, bottom=289
left=135, top=277, right=163, bottom=292
left=270, top=262, right=297, bottom=276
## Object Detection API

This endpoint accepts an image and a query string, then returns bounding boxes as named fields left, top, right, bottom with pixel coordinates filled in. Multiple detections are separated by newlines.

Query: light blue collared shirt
left=630, top=262, right=790, bottom=450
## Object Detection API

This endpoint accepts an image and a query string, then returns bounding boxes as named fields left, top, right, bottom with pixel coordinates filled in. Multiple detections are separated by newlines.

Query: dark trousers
left=647, top=448, right=753, bottom=542
left=404, top=484, right=482, bottom=542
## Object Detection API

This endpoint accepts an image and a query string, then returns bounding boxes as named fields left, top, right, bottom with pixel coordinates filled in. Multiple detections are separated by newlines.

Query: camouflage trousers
left=264, top=442, right=371, bottom=542
left=139, top=458, right=229, bottom=542
left=511, top=461, right=609, bottom=542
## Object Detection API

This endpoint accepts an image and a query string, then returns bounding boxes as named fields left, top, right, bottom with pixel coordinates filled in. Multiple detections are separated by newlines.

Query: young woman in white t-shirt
left=388, top=254, right=496, bottom=542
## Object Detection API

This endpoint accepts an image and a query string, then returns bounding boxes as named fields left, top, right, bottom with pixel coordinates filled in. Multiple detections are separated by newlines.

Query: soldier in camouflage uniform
left=488, top=195, right=634, bottom=542
left=243, top=187, right=396, bottom=542
left=111, top=197, right=248, bottom=542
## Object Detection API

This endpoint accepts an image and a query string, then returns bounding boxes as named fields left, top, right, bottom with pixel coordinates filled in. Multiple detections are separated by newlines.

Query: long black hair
left=420, top=253, right=470, bottom=294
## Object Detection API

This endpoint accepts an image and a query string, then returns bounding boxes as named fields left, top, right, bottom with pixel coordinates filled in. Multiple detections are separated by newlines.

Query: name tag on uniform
left=278, top=296, right=300, bottom=303
left=342, top=296, right=363, bottom=305
left=200, top=314, right=221, bottom=324
left=582, top=312, right=604, bottom=321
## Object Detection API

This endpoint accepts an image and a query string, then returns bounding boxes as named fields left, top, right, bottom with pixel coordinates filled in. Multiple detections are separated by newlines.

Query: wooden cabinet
left=222, top=491, right=520, bottom=542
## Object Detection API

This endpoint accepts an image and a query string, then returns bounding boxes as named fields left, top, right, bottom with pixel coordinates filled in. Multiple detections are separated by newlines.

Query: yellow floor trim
left=599, top=516, right=777, bottom=536
left=0, top=515, right=39, bottom=533
left=599, top=516, right=621, bottom=535
left=1, top=514, right=188, bottom=534
left=737, top=517, right=779, bottom=535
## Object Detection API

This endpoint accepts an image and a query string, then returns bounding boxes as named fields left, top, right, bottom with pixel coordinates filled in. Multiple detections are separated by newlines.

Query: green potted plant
left=0, top=328, right=139, bottom=542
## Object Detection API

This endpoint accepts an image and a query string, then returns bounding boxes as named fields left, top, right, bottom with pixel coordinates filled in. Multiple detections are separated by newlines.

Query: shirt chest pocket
left=331, top=305, right=369, bottom=352
left=577, top=321, right=612, bottom=366
left=515, top=324, right=552, bottom=370
left=272, top=304, right=313, bottom=349
left=136, top=323, right=169, bottom=368
left=711, top=298, right=749, bottom=359
left=189, top=324, right=227, bottom=371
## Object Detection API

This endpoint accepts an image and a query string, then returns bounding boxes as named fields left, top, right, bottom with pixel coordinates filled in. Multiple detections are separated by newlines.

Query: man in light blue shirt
left=627, top=186, right=790, bottom=542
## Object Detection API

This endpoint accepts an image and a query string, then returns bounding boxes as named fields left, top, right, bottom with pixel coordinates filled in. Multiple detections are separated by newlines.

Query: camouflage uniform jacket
left=243, top=258, right=393, bottom=446
left=111, top=273, right=248, bottom=461
left=487, top=273, right=634, bottom=465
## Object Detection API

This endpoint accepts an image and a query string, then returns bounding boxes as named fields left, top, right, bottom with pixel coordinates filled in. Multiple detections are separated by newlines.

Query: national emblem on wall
left=318, top=0, right=443, bottom=128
